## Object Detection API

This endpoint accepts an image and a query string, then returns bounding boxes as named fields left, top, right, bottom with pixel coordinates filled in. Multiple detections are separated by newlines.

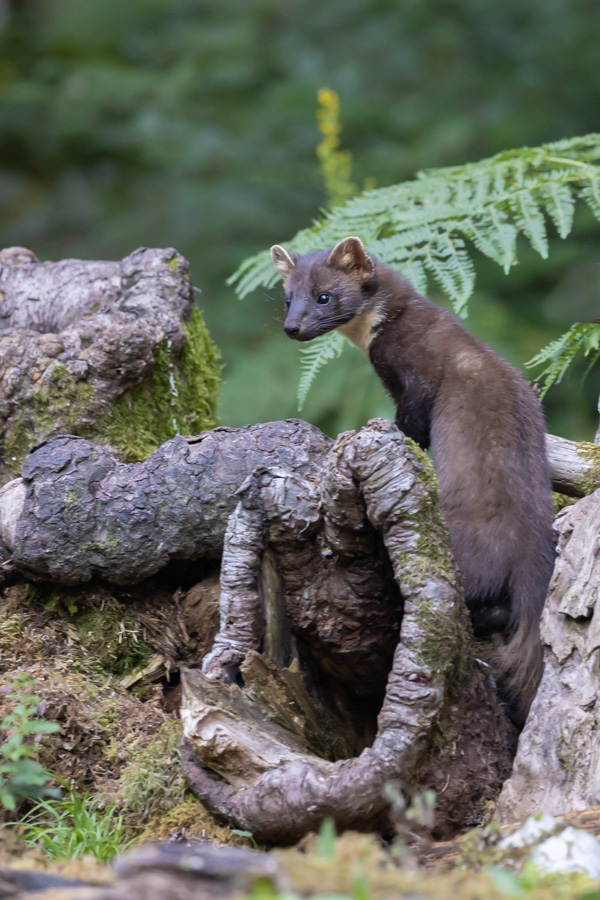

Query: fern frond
left=229, top=131, right=600, bottom=406
left=424, top=234, right=476, bottom=316
left=543, top=182, right=575, bottom=239
left=581, top=171, right=600, bottom=221
left=526, top=323, right=600, bottom=397
left=227, top=251, right=279, bottom=299
left=467, top=209, right=518, bottom=273
left=509, top=191, right=548, bottom=258
left=232, top=133, right=600, bottom=305
left=297, top=331, right=346, bottom=410
left=398, top=259, right=428, bottom=296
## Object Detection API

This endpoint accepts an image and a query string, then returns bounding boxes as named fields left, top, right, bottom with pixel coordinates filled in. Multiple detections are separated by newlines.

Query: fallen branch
left=0, top=421, right=331, bottom=583
left=0, top=428, right=597, bottom=584
left=546, top=434, right=600, bottom=497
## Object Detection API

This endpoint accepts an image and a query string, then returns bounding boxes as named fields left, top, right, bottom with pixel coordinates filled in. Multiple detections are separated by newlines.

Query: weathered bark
left=0, top=245, right=219, bottom=485
left=546, top=434, right=600, bottom=497
left=0, top=421, right=331, bottom=583
left=182, top=420, right=516, bottom=843
left=496, top=488, right=600, bottom=823
left=0, top=427, right=597, bottom=584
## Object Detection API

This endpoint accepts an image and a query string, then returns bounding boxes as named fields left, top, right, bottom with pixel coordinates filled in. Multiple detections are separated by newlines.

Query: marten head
left=270, top=236, right=377, bottom=342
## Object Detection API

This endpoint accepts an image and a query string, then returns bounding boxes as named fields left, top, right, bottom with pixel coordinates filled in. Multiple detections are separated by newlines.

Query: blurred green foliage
left=0, top=0, right=599, bottom=439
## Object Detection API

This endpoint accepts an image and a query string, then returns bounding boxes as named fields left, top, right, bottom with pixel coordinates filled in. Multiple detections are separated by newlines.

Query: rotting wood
left=0, top=245, right=220, bottom=485
left=183, top=420, right=516, bottom=843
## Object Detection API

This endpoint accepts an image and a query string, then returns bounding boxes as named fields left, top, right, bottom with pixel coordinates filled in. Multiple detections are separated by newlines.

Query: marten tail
left=494, top=552, right=554, bottom=726
left=494, top=618, right=543, bottom=727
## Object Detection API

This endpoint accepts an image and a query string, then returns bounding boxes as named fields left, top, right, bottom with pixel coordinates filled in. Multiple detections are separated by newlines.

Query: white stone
left=531, top=826, right=600, bottom=878
left=498, top=814, right=557, bottom=850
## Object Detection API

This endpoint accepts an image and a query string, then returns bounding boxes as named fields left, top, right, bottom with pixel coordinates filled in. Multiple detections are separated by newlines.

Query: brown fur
left=271, top=237, right=555, bottom=725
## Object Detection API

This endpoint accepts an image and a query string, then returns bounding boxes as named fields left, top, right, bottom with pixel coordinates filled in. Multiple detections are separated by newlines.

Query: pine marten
left=271, top=235, right=555, bottom=725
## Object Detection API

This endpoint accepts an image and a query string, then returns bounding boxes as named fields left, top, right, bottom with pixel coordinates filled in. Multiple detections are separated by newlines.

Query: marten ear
left=270, top=245, right=297, bottom=280
left=328, top=236, right=374, bottom=280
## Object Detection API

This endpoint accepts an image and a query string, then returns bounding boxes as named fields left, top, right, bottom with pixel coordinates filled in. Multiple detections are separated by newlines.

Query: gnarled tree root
left=182, top=420, right=516, bottom=843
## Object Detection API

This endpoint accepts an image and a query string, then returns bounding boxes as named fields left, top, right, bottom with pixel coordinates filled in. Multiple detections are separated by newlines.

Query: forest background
left=1, top=0, right=599, bottom=441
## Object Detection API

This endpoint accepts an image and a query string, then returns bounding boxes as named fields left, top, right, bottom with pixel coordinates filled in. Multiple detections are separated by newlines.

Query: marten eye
left=317, top=293, right=332, bottom=305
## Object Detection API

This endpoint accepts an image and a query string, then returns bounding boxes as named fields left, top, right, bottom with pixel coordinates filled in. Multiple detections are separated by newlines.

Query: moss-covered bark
left=90, top=309, right=221, bottom=463
left=0, top=247, right=221, bottom=483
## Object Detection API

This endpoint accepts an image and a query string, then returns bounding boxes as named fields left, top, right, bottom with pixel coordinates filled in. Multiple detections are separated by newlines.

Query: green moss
left=4, top=365, right=95, bottom=474
left=404, top=440, right=455, bottom=572
left=117, top=720, right=242, bottom=843
left=0, top=613, right=27, bottom=651
left=91, top=308, right=221, bottom=462
left=177, top=307, right=222, bottom=435
left=118, top=719, right=187, bottom=829
left=136, top=797, right=248, bottom=845
left=3, top=308, right=221, bottom=472
left=26, top=584, right=152, bottom=678
left=552, top=491, right=578, bottom=513
left=399, top=440, right=470, bottom=685
left=576, top=440, right=600, bottom=496
left=399, top=439, right=456, bottom=587
left=413, top=596, right=469, bottom=686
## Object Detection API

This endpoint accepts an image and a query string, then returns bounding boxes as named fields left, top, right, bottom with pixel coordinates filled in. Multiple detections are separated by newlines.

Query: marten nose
left=284, top=323, right=301, bottom=336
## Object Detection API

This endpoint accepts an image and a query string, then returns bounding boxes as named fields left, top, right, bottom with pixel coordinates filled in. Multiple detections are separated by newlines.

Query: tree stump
left=0, top=246, right=220, bottom=484
left=3, top=249, right=600, bottom=844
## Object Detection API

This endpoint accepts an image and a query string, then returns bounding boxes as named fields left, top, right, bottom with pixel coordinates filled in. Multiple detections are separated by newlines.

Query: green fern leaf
left=425, top=235, right=475, bottom=316
left=399, top=259, right=428, bottom=296
left=527, top=323, right=600, bottom=396
left=543, top=182, right=575, bottom=238
left=462, top=212, right=517, bottom=272
left=228, top=252, right=278, bottom=298
left=582, top=172, right=600, bottom=221
left=297, top=331, right=346, bottom=410
left=509, top=191, right=548, bottom=258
